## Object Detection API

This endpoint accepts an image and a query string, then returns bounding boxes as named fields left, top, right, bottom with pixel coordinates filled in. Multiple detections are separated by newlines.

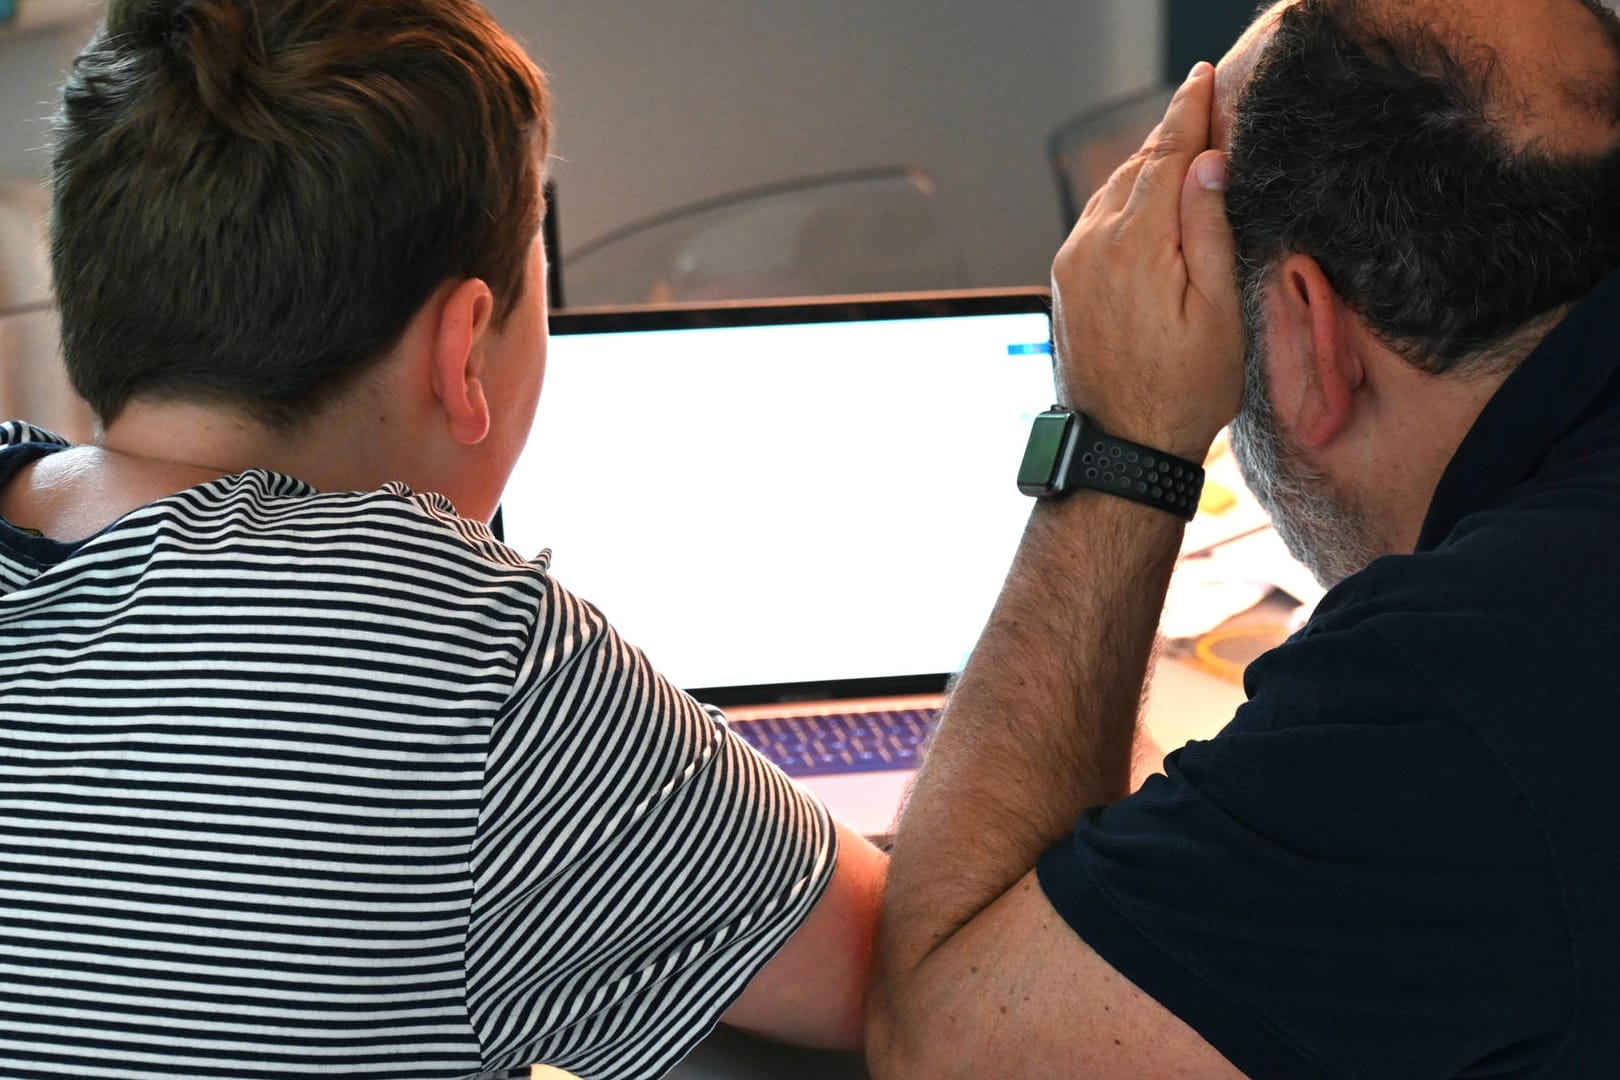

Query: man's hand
left=1053, top=61, right=1243, bottom=461
left=867, top=62, right=1248, bottom=1079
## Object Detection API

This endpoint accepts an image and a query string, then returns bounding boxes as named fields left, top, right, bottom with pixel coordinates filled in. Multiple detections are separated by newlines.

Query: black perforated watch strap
left=1019, top=407, right=1205, bottom=520
left=1069, top=422, right=1204, bottom=520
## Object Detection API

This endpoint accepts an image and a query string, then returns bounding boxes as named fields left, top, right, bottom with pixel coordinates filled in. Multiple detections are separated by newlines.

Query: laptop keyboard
left=727, top=707, right=939, bottom=778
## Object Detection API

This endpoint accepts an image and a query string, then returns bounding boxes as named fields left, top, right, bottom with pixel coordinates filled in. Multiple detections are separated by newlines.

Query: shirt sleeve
left=464, top=580, right=836, bottom=1080
left=1036, top=622, right=1570, bottom=1080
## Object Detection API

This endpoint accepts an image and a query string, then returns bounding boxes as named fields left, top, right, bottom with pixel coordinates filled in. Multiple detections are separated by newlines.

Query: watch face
left=1017, top=410, right=1075, bottom=496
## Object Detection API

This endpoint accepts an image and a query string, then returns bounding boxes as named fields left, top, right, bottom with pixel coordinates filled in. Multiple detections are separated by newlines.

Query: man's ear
left=1269, top=253, right=1363, bottom=450
left=428, top=277, right=497, bottom=446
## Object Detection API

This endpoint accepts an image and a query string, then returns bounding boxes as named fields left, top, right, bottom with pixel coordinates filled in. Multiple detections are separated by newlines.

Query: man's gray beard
left=1228, top=277, right=1382, bottom=590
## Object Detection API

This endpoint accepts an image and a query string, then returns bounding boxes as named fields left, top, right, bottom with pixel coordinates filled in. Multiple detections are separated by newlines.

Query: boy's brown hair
left=51, top=0, right=551, bottom=427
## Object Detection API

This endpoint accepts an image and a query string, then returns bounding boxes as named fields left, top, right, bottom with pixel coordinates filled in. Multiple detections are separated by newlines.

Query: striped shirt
left=0, top=420, right=836, bottom=1080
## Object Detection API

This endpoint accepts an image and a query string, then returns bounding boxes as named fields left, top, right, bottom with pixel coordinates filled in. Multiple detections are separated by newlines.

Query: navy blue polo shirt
left=1038, top=266, right=1620, bottom=1079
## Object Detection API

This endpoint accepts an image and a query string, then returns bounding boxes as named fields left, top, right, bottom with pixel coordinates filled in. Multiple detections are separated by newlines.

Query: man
left=0, top=1, right=883, bottom=1077
left=869, top=0, right=1620, bottom=1076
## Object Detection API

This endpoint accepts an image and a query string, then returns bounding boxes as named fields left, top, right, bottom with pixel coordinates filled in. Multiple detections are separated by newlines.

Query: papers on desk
left=1162, top=554, right=1273, bottom=640
left=1160, top=432, right=1326, bottom=641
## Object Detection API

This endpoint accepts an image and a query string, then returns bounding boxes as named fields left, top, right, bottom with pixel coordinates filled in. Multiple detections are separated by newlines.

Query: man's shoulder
left=1238, top=478, right=1620, bottom=856
left=1266, top=497, right=1620, bottom=728
left=1316, top=462, right=1620, bottom=667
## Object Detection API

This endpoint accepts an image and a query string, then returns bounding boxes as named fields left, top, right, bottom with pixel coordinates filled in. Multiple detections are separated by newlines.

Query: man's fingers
left=1085, top=119, right=1162, bottom=220
left=1123, top=62, right=1217, bottom=218
left=1180, top=149, right=1240, bottom=317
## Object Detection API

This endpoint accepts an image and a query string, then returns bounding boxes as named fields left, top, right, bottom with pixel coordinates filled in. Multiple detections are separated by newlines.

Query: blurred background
left=0, top=0, right=1265, bottom=436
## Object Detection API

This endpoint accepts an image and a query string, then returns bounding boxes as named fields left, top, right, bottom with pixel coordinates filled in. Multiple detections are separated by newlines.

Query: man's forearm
left=878, top=488, right=1184, bottom=972
left=868, top=61, right=1242, bottom=1075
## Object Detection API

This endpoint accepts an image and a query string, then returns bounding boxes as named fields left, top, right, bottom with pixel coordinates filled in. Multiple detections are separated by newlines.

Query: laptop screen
left=499, top=290, right=1054, bottom=700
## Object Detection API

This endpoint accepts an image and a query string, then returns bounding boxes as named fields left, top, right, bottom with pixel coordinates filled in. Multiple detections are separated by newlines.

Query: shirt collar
left=1417, top=265, right=1620, bottom=552
left=0, top=437, right=82, bottom=567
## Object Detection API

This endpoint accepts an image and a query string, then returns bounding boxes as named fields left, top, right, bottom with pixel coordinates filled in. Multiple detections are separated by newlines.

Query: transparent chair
left=1048, top=85, right=1176, bottom=230
left=560, top=167, right=968, bottom=309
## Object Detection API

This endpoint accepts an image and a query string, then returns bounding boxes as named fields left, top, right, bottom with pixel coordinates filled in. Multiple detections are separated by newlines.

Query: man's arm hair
left=866, top=64, right=1249, bottom=1078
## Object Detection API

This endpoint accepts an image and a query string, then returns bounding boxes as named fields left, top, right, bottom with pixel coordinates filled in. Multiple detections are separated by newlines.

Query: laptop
left=497, top=289, right=1055, bottom=838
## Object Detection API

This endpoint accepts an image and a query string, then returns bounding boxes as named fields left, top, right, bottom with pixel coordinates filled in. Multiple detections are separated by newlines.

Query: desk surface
left=1141, top=646, right=1254, bottom=750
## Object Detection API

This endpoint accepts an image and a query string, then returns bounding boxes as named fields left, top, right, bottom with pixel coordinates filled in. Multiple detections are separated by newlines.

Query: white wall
left=0, top=18, right=94, bottom=180
left=499, top=0, right=1165, bottom=289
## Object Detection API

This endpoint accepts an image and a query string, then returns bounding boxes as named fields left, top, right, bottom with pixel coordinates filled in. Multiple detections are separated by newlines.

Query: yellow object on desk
left=532, top=1067, right=582, bottom=1079
left=1197, top=433, right=1239, bottom=515
left=1198, top=480, right=1238, bottom=516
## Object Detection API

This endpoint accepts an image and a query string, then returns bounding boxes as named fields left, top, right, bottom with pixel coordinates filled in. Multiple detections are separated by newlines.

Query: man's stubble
left=1228, top=274, right=1383, bottom=590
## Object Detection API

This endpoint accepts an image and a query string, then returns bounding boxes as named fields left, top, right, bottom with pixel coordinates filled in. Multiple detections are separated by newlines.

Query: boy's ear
left=428, top=278, right=497, bottom=446
left=1269, top=254, right=1364, bottom=450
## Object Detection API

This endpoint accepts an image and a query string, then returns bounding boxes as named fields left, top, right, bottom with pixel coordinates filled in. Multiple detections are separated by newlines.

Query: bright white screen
left=501, top=308, right=1054, bottom=691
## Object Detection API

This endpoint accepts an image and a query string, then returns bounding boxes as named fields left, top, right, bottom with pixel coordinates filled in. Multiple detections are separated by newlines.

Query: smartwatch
left=1017, top=406, right=1204, bottom=521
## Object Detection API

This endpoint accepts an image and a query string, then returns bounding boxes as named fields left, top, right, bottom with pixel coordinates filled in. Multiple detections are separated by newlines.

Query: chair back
left=561, top=167, right=968, bottom=308
left=1048, top=85, right=1176, bottom=230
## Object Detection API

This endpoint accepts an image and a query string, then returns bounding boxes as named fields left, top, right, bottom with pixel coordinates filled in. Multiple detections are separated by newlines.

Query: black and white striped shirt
left=0, top=420, right=836, bottom=1080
